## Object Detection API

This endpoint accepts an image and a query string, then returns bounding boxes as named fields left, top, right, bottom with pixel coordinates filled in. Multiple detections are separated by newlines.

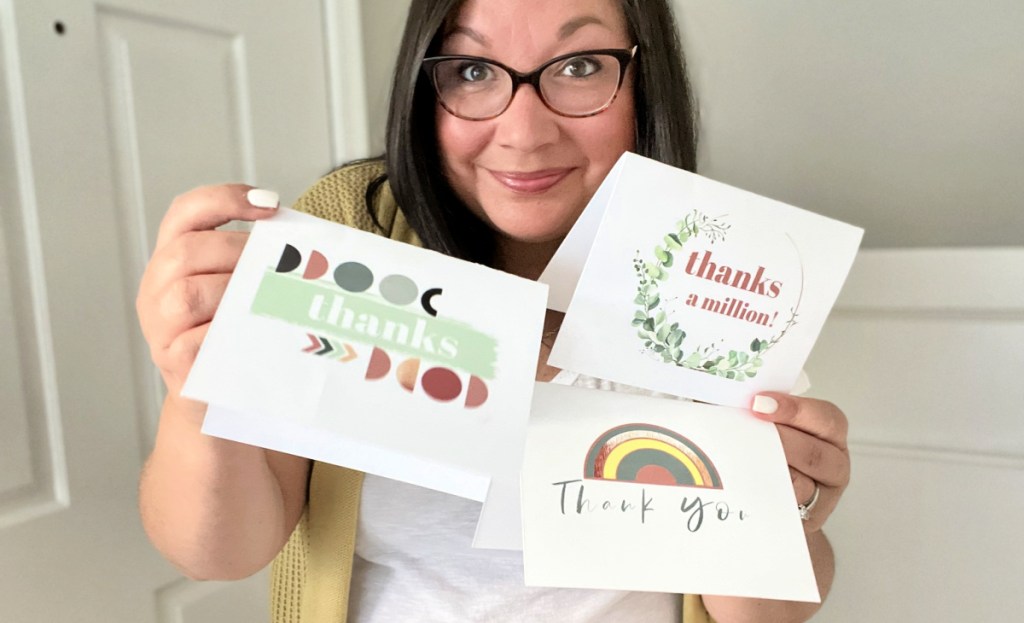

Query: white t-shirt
left=347, top=372, right=683, bottom=622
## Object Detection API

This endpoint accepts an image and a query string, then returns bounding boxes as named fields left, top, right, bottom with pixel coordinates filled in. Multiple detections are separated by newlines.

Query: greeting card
left=522, top=382, right=819, bottom=602
left=541, top=153, right=862, bottom=407
left=184, top=208, right=547, bottom=505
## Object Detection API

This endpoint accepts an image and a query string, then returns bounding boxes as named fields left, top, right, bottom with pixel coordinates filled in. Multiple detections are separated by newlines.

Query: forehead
left=441, top=0, right=630, bottom=64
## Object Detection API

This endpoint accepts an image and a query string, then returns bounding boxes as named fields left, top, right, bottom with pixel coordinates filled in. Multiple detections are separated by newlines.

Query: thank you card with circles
left=184, top=208, right=546, bottom=509
left=541, top=152, right=863, bottom=407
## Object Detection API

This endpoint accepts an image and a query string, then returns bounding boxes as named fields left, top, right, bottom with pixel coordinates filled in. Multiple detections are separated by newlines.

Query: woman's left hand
left=751, top=393, right=850, bottom=533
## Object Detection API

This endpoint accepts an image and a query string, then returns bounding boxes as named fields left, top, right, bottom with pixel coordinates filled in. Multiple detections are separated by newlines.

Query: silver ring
left=797, top=483, right=820, bottom=521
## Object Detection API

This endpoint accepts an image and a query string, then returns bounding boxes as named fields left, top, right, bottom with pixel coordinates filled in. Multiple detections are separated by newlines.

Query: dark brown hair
left=380, top=0, right=698, bottom=263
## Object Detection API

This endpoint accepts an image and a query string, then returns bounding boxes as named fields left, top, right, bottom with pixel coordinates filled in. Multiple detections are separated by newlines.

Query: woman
left=137, top=1, right=850, bottom=621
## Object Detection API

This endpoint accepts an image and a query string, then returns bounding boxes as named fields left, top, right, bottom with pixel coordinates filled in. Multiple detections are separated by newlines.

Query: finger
left=148, top=230, right=249, bottom=285
left=152, top=273, right=232, bottom=349
left=776, top=424, right=850, bottom=489
left=751, top=393, right=848, bottom=449
left=155, top=184, right=278, bottom=251
left=789, top=467, right=817, bottom=507
left=789, top=465, right=842, bottom=533
left=160, top=322, right=211, bottom=392
left=138, top=230, right=246, bottom=327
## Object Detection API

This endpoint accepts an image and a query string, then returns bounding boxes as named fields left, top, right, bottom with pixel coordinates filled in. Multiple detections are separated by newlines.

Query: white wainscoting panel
left=806, top=248, right=1024, bottom=621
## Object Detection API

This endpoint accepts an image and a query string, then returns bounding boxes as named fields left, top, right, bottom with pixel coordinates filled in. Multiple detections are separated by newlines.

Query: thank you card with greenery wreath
left=183, top=208, right=546, bottom=510
left=541, top=152, right=863, bottom=407
left=521, top=382, right=820, bottom=601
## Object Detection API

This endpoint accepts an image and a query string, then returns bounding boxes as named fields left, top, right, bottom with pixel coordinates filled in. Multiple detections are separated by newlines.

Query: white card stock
left=541, top=152, right=862, bottom=407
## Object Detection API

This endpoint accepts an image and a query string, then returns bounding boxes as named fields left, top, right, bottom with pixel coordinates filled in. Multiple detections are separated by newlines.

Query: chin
left=500, top=229, right=566, bottom=245
left=486, top=212, right=576, bottom=245
left=483, top=201, right=583, bottom=241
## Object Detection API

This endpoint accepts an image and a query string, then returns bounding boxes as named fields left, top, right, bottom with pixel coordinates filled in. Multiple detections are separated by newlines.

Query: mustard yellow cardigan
left=269, top=161, right=714, bottom=623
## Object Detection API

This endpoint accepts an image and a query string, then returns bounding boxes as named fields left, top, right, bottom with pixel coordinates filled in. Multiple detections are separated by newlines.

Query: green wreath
left=631, top=210, right=797, bottom=381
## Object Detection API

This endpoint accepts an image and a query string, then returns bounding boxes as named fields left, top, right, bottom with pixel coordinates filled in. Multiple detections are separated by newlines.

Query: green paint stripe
left=250, top=271, right=498, bottom=378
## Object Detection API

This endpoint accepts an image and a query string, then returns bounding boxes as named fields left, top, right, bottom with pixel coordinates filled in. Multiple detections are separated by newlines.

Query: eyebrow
left=447, top=25, right=488, bottom=46
left=558, top=16, right=608, bottom=40
left=446, top=15, right=610, bottom=48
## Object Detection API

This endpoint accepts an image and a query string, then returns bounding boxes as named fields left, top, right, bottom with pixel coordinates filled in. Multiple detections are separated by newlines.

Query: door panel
left=0, top=93, right=66, bottom=532
left=1, top=0, right=338, bottom=620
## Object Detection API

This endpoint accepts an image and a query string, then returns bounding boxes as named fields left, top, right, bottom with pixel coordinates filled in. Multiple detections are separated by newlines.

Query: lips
left=487, top=168, right=574, bottom=194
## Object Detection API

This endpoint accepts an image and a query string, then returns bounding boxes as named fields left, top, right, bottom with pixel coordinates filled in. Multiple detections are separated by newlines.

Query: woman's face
left=436, top=0, right=636, bottom=245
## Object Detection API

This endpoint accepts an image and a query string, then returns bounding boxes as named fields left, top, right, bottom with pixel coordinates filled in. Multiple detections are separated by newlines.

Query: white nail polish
left=247, top=188, right=279, bottom=209
left=752, top=395, right=778, bottom=415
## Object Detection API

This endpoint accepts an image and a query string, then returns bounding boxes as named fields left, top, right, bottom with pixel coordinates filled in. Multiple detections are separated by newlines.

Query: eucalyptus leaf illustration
left=631, top=210, right=798, bottom=382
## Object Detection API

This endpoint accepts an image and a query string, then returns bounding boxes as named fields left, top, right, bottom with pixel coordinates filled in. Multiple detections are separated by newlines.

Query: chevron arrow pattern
left=302, top=334, right=335, bottom=356
left=338, top=342, right=358, bottom=362
left=303, top=334, right=359, bottom=362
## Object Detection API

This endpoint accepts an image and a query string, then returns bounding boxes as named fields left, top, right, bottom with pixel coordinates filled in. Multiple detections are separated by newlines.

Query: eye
left=456, top=62, right=495, bottom=82
left=558, top=56, right=602, bottom=78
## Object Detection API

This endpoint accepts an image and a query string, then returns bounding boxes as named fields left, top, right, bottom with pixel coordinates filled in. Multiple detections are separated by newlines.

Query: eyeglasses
left=421, top=45, right=637, bottom=121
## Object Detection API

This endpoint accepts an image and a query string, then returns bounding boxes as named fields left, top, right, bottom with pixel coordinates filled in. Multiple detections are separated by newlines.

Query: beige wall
left=358, top=0, right=1023, bottom=248
left=675, top=0, right=1023, bottom=249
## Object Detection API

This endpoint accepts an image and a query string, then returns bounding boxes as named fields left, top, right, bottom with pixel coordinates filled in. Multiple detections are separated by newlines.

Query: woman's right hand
left=136, top=184, right=280, bottom=412
left=136, top=185, right=311, bottom=581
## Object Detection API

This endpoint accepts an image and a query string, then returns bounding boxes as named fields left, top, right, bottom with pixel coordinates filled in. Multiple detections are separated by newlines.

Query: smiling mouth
left=488, top=168, right=574, bottom=194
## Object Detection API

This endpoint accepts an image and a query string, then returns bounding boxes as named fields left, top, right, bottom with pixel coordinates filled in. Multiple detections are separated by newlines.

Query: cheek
left=607, top=88, right=638, bottom=153
left=436, top=111, right=488, bottom=177
left=581, top=95, right=636, bottom=180
left=436, top=111, right=498, bottom=213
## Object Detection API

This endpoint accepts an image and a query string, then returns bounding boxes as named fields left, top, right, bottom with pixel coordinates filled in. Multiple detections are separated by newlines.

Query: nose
left=492, top=84, right=560, bottom=152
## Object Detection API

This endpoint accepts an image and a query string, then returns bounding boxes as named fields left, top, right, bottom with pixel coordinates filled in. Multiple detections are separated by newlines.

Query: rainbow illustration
left=584, top=424, right=723, bottom=489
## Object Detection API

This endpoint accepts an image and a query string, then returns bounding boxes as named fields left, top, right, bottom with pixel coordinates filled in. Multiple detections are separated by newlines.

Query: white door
left=0, top=0, right=354, bottom=620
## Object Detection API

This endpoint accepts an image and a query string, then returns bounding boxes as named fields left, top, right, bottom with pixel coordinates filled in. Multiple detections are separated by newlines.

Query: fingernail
left=247, top=188, right=279, bottom=209
left=752, top=395, right=778, bottom=415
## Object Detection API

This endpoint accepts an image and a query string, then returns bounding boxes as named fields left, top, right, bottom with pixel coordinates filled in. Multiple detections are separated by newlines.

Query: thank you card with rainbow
left=522, top=383, right=820, bottom=602
left=184, top=208, right=546, bottom=504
